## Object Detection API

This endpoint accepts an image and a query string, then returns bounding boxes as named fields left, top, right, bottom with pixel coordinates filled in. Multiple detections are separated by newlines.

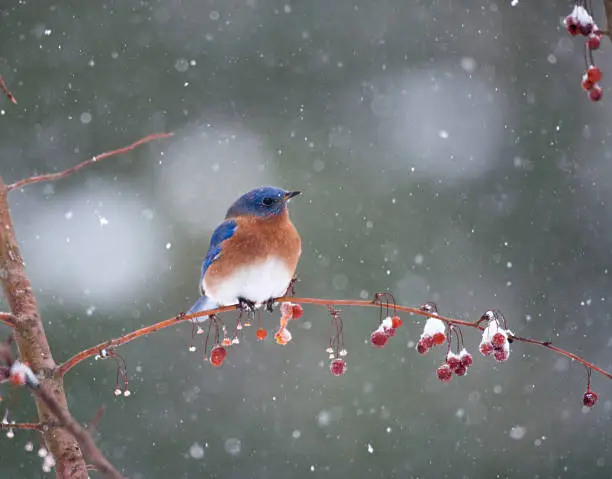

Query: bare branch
left=57, top=296, right=612, bottom=383
left=6, top=132, right=174, bottom=192
left=0, top=421, right=43, bottom=431
left=0, top=178, right=90, bottom=477
left=31, top=384, right=125, bottom=479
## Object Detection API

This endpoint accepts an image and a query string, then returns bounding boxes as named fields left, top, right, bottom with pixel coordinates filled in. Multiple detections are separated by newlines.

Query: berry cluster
left=564, top=3, right=604, bottom=101
left=187, top=302, right=305, bottom=368
left=479, top=315, right=512, bottom=362
left=436, top=349, right=474, bottom=382
left=370, top=315, right=403, bottom=349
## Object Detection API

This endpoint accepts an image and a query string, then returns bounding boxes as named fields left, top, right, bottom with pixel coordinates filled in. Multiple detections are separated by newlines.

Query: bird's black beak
left=283, top=191, right=301, bottom=201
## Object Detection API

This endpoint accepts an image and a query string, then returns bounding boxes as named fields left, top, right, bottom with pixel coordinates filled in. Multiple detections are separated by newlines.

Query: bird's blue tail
left=187, top=295, right=218, bottom=322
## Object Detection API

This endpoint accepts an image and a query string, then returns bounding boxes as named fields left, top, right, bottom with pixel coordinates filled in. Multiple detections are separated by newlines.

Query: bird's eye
left=262, top=197, right=275, bottom=206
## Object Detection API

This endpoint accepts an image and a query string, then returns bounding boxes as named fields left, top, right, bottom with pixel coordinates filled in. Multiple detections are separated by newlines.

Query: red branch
left=0, top=312, right=16, bottom=328
left=0, top=422, right=43, bottom=431
left=0, top=76, right=17, bottom=104
left=6, top=132, right=174, bottom=192
left=57, top=297, right=612, bottom=381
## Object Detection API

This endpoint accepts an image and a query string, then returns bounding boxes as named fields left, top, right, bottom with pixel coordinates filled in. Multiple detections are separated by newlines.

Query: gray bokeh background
left=1, top=1, right=612, bottom=477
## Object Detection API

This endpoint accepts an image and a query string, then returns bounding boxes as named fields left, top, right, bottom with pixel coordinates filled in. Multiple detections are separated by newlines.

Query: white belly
left=204, top=256, right=293, bottom=306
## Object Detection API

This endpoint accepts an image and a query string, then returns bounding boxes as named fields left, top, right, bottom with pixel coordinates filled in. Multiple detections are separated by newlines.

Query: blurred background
left=1, top=0, right=612, bottom=477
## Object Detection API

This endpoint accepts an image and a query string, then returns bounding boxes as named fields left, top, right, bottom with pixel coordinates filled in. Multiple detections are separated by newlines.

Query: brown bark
left=0, top=178, right=88, bottom=478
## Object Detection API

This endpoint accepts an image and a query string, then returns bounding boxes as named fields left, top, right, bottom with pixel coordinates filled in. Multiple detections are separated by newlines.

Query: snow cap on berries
left=570, top=5, right=595, bottom=29
left=423, top=317, right=445, bottom=337
left=381, top=317, right=396, bottom=337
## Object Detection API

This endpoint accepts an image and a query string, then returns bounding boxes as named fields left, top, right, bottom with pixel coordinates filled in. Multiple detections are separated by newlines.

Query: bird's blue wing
left=199, top=219, right=238, bottom=294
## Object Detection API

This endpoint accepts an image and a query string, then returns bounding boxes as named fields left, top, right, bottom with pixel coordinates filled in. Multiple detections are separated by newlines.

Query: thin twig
left=0, top=421, right=43, bottom=431
left=6, top=132, right=174, bottom=192
left=0, top=75, right=17, bottom=104
left=32, top=384, right=125, bottom=479
left=0, top=312, right=16, bottom=328
left=57, top=297, right=612, bottom=381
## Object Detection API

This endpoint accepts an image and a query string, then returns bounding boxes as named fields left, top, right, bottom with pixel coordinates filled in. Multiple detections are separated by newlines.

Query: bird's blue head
left=226, top=186, right=301, bottom=218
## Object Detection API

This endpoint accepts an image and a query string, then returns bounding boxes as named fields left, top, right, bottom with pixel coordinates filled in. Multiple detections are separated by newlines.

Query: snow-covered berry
left=371, top=329, right=388, bottom=348
left=582, top=75, right=595, bottom=92
left=588, top=33, right=601, bottom=50
left=330, top=358, right=347, bottom=376
left=479, top=342, right=494, bottom=357
left=446, top=352, right=462, bottom=372
left=583, top=390, right=598, bottom=408
left=381, top=317, right=396, bottom=337
left=459, top=349, right=473, bottom=368
left=274, top=327, right=292, bottom=345
left=564, top=15, right=580, bottom=36
left=421, top=317, right=446, bottom=347
left=416, top=338, right=429, bottom=355
left=493, top=348, right=509, bottom=362
left=436, top=364, right=452, bottom=382
left=492, top=332, right=507, bottom=349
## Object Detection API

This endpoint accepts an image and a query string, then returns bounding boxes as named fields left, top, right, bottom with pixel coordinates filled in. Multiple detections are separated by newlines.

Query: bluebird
left=188, top=186, right=302, bottom=319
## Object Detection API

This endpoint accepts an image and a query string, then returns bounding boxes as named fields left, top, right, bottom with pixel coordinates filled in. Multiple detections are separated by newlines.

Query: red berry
left=383, top=326, right=397, bottom=337
left=460, top=352, right=473, bottom=368
left=479, top=342, right=494, bottom=356
left=579, top=22, right=594, bottom=36
left=391, top=316, right=403, bottom=328
left=436, top=364, right=452, bottom=382
left=256, top=328, right=267, bottom=340
left=370, top=329, right=388, bottom=348
left=587, top=66, right=602, bottom=83
left=493, top=348, right=508, bottom=362
left=589, top=85, right=603, bottom=102
left=432, top=332, right=446, bottom=345
left=454, top=365, right=467, bottom=377
left=446, top=355, right=462, bottom=372
left=492, top=332, right=506, bottom=348
left=210, top=345, right=226, bottom=367
left=330, top=358, right=347, bottom=376
left=422, top=335, right=434, bottom=349
left=583, top=390, right=598, bottom=408
left=291, top=304, right=303, bottom=319
left=565, top=16, right=580, bottom=36
left=416, top=339, right=429, bottom=355
left=582, top=76, right=595, bottom=91
left=588, top=34, right=601, bottom=50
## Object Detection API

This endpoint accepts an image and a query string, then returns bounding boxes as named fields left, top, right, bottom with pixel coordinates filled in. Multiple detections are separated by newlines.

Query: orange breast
left=204, top=209, right=301, bottom=288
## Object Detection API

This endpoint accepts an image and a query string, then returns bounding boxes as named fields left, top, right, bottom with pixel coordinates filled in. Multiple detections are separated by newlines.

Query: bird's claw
left=238, top=297, right=256, bottom=312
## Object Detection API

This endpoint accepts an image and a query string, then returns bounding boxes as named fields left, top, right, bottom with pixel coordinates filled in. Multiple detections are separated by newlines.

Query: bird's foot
left=238, top=297, right=256, bottom=312
left=264, top=298, right=275, bottom=313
